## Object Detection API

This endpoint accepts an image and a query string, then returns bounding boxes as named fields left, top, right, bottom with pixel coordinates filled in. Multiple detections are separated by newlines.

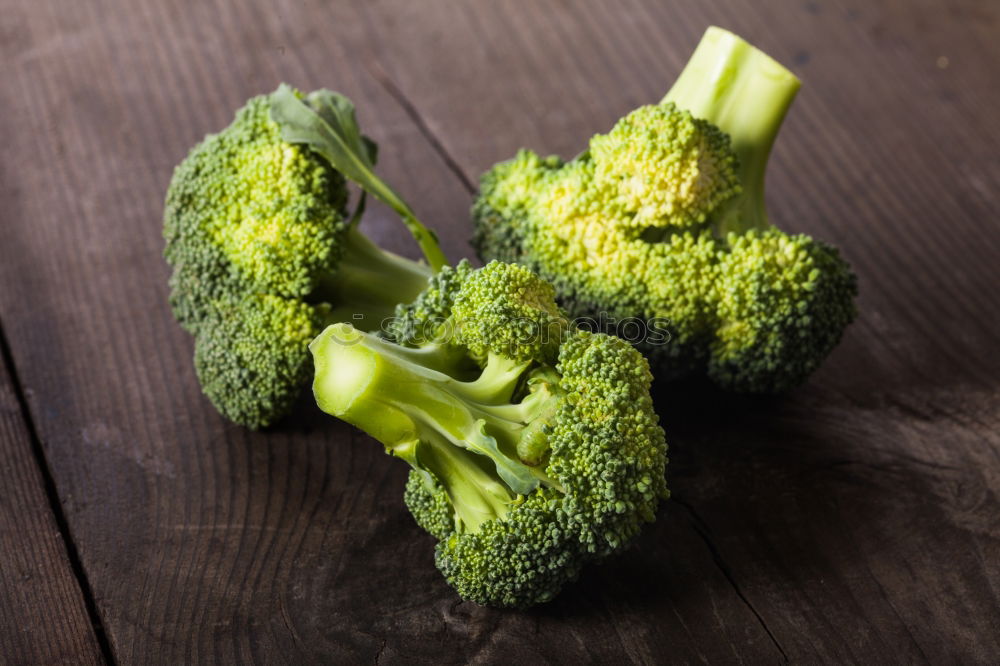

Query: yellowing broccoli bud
left=166, top=94, right=347, bottom=304
left=216, top=141, right=345, bottom=297
left=589, top=102, right=740, bottom=229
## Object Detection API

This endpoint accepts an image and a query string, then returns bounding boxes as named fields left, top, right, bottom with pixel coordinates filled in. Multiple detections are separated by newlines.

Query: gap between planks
left=0, top=316, right=118, bottom=666
left=361, top=59, right=477, bottom=194
left=673, top=496, right=789, bottom=662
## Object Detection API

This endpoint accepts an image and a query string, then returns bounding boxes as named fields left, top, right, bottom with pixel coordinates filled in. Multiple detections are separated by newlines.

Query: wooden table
left=2, top=0, right=998, bottom=663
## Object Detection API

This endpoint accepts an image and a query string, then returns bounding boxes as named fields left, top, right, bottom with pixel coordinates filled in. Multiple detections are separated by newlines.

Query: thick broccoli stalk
left=311, top=261, right=668, bottom=608
left=164, top=87, right=442, bottom=428
left=315, top=225, right=433, bottom=327
left=472, top=27, right=857, bottom=393
left=661, top=26, right=799, bottom=235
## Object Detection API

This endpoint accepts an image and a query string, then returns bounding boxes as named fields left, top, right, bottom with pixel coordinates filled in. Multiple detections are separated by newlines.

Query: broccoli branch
left=310, top=323, right=565, bottom=530
left=315, top=226, right=433, bottom=332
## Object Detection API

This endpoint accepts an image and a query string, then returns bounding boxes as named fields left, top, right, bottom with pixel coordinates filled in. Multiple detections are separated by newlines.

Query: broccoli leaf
left=270, top=84, right=447, bottom=271
left=463, top=419, right=540, bottom=496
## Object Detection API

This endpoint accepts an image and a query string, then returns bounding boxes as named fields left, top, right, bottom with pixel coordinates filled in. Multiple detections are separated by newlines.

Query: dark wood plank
left=1, top=0, right=781, bottom=663
left=359, top=0, right=1000, bottom=662
left=0, top=343, right=103, bottom=664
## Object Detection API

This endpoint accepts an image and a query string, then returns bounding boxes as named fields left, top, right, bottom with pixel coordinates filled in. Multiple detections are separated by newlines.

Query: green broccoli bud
left=193, top=294, right=330, bottom=429
left=451, top=261, right=569, bottom=364
left=710, top=229, right=857, bottom=391
left=384, top=260, right=477, bottom=347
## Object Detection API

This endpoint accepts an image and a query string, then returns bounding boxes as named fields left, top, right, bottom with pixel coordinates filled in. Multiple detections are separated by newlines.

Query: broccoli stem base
left=310, top=323, right=564, bottom=531
left=663, top=26, right=801, bottom=235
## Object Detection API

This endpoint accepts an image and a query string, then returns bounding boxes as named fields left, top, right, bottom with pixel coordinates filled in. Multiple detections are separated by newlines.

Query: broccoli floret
left=192, top=294, right=329, bottom=427
left=384, top=261, right=476, bottom=347
left=310, top=261, right=668, bottom=608
left=589, top=102, right=740, bottom=229
left=164, top=87, right=443, bottom=428
left=473, top=27, right=857, bottom=392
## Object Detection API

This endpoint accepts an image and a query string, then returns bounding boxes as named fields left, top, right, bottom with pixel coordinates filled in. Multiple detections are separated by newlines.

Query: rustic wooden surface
left=0, top=337, right=103, bottom=664
left=1, top=0, right=998, bottom=663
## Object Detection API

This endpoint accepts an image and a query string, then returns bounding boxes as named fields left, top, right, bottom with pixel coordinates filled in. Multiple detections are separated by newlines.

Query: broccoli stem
left=311, top=324, right=564, bottom=528
left=663, top=26, right=801, bottom=235
left=358, top=181, right=449, bottom=274
left=316, top=226, right=434, bottom=332
left=411, top=432, right=514, bottom=532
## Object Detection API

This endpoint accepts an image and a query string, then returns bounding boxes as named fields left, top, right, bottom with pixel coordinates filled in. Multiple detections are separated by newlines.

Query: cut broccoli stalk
left=310, top=323, right=564, bottom=531
left=315, top=226, right=434, bottom=331
left=662, top=26, right=801, bottom=235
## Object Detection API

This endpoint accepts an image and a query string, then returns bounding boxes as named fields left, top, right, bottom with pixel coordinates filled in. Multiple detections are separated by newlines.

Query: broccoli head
left=311, top=261, right=668, bottom=608
left=589, top=102, right=741, bottom=229
left=473, top=27, right=857, bottom=392
left=164, top=86, right=443, bottom=428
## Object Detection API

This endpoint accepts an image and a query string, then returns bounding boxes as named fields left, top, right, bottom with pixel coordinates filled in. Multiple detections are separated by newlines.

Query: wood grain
left=0, top=0, right=998, bottom=663
left=0, top=339, right=103, bottom=664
